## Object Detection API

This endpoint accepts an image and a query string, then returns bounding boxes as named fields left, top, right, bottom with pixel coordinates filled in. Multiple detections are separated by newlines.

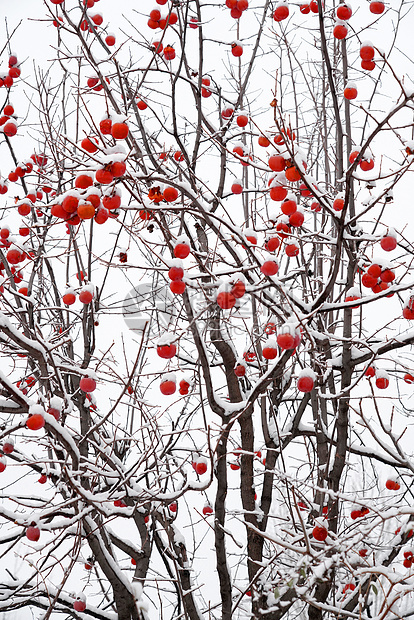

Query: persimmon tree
left=1, top=0, right=414, bottom=619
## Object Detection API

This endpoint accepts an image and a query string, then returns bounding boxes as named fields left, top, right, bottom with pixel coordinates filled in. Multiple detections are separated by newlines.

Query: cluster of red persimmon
left=191, top=456, right=208, bottom=475
left=272, top=2, right=384, bottom=101
left=364, top=364, right=414, bottom=390
left=274, top=0, right=384, bottom=20
left=2, top=242, right=28, bottom=268
left=311, top=475, right=400, bottom=544
left=403, top=294, right=414, bottom=320
left=364, top=365, right=390, bottom=389
left=0, top=376, right=95, bottom=477
left=148, top=183, right=179, bottom=206
left=228, top=130, right=378, bottom=279
left=235, top=324, right=316, bottom=392
left=330, top=1, right=385, bottom=50
left=62, top=285, right=95, bottom=306
left=50, top=0, right=116, bottom=47
left=224, top=0, right=248, bottom=19
left=231, top=118, right=406, bottom=317
left=146, top=1, right=179, bottom=60
left=361, top=256, right=396, bottom=294
left=0, top=117, right=130, bottom=299
left=350, top=506, right=370, bottom=520
left=146, top=1, right=249, bottom=58
left=403, top=550, right=414, bottom=569
left=168, top=259, right=186, bottom=295
left=0, top=54, right=22, bottom=140
left=5, top=390, right=88, bottom=467
left=156, top=335, right=193, bottom=396
left=216, top=278, right=246, bottom=310
left=298, top=496, right=410, bottom=578
left=0, top=52, right=21, bottom=91
left=149, top=39, right=176, bottom=61
left=355, top=226, right=413, bottom=311
left=0, top=153, right=52, bottom=255
left=228, top=136, right=376, bottom=263
left=15, top=375, right=36, bottom=395
left=160, top=374, right=191, bottom=396
left=27, top=523, right=100, bottom=610
left=86, top=74, right=111, bottom=92
left=8, top=157, right=38, bottom=187
left=147, top=3, right=178, bottom=30
left=216, top=278, right=315, bottom=390
left=147, top=0, right=203, bottom=33
left=266, top=148, right=312, bottom=255
left=0, top=101, right=18, bottom=138
left=0, top=401, right=54, bottom=479
left=0, top=201, right=69, bottom=297
left=34, top=117, right=129, bottom=231
left=349, top=146, right=375, bottom=171
left=201, top=76, right=213, bottom=98
left=0, top=439, right=14, bottom=476
left=0, top=227, right=31, bottom=292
